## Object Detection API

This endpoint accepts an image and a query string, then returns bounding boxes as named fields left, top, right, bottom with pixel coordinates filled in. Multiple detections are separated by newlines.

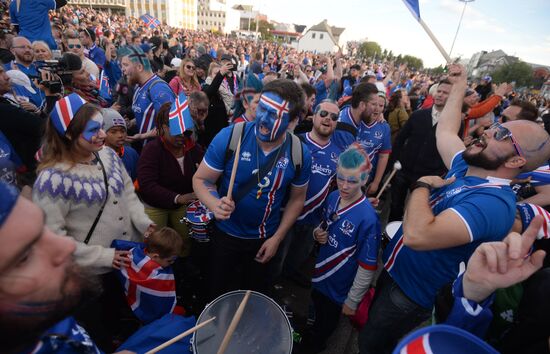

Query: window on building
left=320, top=33, right=324, bottom=40
left=312, top=33, right=316, bottom=39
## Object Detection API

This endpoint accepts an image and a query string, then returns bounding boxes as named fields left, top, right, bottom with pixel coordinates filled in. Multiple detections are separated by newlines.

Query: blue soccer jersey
left=383, top=151, right=516, bottom=309
left=312, top=191, right=381, bottom=305
left=203, top=122, right=311, bottom=239
left=88, top=44, right=107, bottom=70
left=132, top=75, right=175, bottom=135
left=9, top=0, right=57, bottom=49
left=296, top=132, right=342, bottom=226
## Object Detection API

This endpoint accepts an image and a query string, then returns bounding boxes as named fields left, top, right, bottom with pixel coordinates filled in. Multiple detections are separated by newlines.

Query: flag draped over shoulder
left=112, top=240, right=176, bottom=324
left=516, top=164, right=550, bottom=186
left=140, top=13, right=161, bottom=29
left=403, top=0, right=421, bottom=21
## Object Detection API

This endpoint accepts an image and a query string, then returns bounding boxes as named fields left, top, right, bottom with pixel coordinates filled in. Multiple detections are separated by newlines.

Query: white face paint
left=82, top=113, right=104, bottom=143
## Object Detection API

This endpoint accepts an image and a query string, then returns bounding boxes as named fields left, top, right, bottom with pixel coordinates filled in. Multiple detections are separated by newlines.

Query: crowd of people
left=1, top=1, right=550, bottom=353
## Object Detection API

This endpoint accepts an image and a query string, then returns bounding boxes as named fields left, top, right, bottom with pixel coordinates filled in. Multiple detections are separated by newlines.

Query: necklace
left=255, top=142, right=284, bottom=199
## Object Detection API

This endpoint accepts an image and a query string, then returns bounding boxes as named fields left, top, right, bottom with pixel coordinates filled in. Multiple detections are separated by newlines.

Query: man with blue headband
left=193, top=79, right=312, bottom=299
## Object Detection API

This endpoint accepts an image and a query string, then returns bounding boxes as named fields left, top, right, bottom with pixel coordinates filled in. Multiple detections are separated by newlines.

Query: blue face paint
left=255, top=92, right=291, bottom=142
left=82, top=115, right=104, bottom=143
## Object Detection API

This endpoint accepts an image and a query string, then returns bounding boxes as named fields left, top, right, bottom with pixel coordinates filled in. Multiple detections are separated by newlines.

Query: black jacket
left=201, top=72, right=228, bottom=147
left=392, top=108, right=462, bottom=180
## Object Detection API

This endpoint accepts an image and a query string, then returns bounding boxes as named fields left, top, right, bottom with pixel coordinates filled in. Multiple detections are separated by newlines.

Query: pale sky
left=245, top=0, right=550, bottom=68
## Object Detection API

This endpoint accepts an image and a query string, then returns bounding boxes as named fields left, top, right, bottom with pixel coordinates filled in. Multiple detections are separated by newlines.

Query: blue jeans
left=359, top=270, right=431, bottom=354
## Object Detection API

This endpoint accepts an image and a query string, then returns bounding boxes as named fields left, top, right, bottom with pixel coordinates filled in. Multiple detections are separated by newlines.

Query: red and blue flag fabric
left=169, top=92, right=194, bottom=136
left=112, top=240, right=177, bottom=324
left=98, top=70, right=112, bottom=102
left=50, top=93, right=87, bottom=136
left=516, top=163, right=550, bottom=186
left=403, top=0, right=420, bottom=21
left=140, top=14, right=161, bottom=29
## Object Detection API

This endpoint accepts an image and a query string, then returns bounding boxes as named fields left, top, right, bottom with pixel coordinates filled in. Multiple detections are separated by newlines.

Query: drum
left=385, top=221, right=402, bottom=241
left=192, top=290, right=293, bottom=354
left=181, top=200, right=214, bottom=242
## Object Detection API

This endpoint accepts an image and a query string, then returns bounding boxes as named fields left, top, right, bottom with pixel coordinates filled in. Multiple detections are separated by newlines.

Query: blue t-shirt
left=120, top=145, right=139, bottom=181
left=334, top=106, right=392, bottom=179
left=11, top=82, right=44, bottom=107
left=104, top=60, right=122, bottom=91
left=383, top=152, right=516, bottom=309
left=88, top=45, right=106, bottom=69
left=312, top=192, right=381, bottom=305
left=9, top=0, right=57, bottom=50
left=296, top=132, right=341, bottom=226
left=0, top=131, right=23, bottom=186
left=28, top=317, right=102, bottom=354
left=314, top=80, right=328, bottom=108
left=203, top=122, right=311, bottom=239
left=132, top=75, right=175, bottom=134
left=4, top=61, right=39, bottom=78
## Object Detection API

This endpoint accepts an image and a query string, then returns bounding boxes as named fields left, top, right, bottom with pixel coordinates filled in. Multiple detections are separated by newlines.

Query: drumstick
left=375, top=161, right=402, bottom=200
left=145, top=316, right=216, bottom=354
left=216, top=290, right=251, bottom=354
left=226, top=138, right=242, bottom=200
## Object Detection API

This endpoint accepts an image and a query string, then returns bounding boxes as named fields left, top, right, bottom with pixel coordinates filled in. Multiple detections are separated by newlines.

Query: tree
left=387, top=50, right=394, bottom=61
left=249, top=20, right=274, bottom=40
left=359, top=41, right=382, bottom=60
left=402, top=55, right=423, bottom=69
left=429, top=65, right=446, bottom=75
left=492, top=61, right=534, bottom=88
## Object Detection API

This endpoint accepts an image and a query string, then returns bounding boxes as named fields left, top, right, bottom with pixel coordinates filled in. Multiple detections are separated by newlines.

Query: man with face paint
left=193, top=79, right=311, bottom=299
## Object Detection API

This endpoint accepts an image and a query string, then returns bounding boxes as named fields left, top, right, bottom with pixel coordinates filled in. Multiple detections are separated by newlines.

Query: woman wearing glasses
left=169, top=57, right=201, bottom=96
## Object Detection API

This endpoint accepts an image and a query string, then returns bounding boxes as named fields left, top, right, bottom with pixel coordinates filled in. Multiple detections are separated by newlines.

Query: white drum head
left=385, top=221, right=402, bottom=240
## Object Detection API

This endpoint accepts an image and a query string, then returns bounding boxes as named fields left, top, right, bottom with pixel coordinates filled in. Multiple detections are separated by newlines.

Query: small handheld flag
left=140, top=14, right=161, bottom=29
left=98, top=70, right=112, bottom=102
left=169, top=93, right=194, bottom=136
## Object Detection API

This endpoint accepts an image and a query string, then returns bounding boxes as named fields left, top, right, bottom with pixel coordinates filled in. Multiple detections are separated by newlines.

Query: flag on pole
left=140, top=13, right=161, bottom=29
left=112, top=240, right=177, bottom=324
left=403, top=0, right=421, bottom=21
left=98, top=70, right=112, bottom=102
left=169, top=93, right=194, bottom=136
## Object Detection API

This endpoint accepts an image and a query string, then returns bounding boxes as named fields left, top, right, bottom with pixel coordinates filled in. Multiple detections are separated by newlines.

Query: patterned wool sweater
left=33, top=147, right=152, bottom=274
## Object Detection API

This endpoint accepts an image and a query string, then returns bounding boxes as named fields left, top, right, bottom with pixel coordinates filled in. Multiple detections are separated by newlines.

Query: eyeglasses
left=318, top=110, right=339, bottom=121
left=12, top=45, right=32, bottom=50
left=68, top=44, right=82, bottom=49
left=489, top=122, right=524, bottom=158
left=185, top=65, right=196, bottom=70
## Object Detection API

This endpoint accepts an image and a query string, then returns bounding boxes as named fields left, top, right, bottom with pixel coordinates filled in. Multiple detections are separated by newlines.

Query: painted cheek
left=82, top=120, right=101, bottom=142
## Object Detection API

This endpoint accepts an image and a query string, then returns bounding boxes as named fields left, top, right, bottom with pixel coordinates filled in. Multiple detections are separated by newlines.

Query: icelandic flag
left=140, top=13, right=161, bottom=29
left=516, top=164, right=550, bottom=186
left=98, top=70, right=112, bottom=102
left=169, top=92, right=194, bottom=136
left=112, top=240, right=177, bottom=324
left=403, top=0, right=420, bottom=21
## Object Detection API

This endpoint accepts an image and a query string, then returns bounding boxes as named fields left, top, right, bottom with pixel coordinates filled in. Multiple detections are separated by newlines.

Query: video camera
left=33, top=54, right=82, bottom=94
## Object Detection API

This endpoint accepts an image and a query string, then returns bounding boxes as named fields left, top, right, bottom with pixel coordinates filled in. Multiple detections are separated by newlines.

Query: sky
left=242, top=0, right=550, bottom=68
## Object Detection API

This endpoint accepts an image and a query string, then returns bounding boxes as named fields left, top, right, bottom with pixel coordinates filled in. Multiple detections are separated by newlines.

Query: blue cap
left=393, top=325, right=498, bottom=354
left=140, top=43, right=152, bottom=53
left=0, top=182, right=19, bottom=228
left=482, top=75, right=492, bottom=83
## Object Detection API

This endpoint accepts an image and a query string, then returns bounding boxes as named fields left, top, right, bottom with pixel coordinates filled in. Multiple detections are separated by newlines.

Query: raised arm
left=437, top=64, right=467, bottom=169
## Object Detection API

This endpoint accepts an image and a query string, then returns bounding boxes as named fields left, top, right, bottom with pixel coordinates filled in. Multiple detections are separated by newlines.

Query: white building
left=197, top=0, right=241, bottom=34
left=298, top=19, right=345, bottom=54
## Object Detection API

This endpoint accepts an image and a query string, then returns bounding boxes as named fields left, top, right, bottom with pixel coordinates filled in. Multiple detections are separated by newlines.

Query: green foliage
left=401, top=55, right=423, bottom=69
left=428, top=65, right=446, bottom=75
left=359, top=41, right=382, bottom=59
left=250, top=20, right=274, bottom=40
left=492, top=61, right=534, bottom=88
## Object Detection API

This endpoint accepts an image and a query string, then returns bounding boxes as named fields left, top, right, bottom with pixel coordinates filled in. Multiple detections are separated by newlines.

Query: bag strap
left=224, top=121, right=246, bottom=164
left=336, top=121, right=358, bottom=137
left=289, top=132, right=302, bottom=178
left=231, top=133, right=291, bottom=205
left=84, top=153, right=109, bottom=245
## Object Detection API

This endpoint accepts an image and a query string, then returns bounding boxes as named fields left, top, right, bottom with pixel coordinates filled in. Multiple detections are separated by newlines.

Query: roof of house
left=305, top=19, right=345, bottom=45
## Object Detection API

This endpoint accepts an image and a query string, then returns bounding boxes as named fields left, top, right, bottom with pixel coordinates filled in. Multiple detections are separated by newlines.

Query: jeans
left=359, top=271, right=431, bottom=354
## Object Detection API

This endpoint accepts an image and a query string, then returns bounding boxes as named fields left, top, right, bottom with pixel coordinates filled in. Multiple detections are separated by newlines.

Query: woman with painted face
left=32, top=93, right=155, bottom=350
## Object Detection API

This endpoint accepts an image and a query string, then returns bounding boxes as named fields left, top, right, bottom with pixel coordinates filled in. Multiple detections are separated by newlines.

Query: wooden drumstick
left=226, top=138, right=242, bottom=200
left=216, top=290, right=251, bottom=354
left=144, top=316, right=216, bottom=354
left=375, top=161, right=402, bottom=200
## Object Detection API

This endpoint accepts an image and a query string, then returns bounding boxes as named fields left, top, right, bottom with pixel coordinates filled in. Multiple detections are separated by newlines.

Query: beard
left=462, top=144, right=511, bottom=170
left=0, top=263, right=102, bottom=353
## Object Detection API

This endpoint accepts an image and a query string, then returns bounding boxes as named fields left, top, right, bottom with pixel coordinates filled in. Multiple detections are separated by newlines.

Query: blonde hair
left=178, top=58, right=200, bottom=89
left=32, top=41, right=52, bottom=57
left=208, top=62, right=220, bottom=78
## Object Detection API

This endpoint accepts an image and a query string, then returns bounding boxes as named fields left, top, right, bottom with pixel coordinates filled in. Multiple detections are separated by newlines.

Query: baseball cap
left=171, top=57, right=182, bottom=68
left=6, top=70, right=36, bottom=94
left=102, top=108, right=127, bottom=132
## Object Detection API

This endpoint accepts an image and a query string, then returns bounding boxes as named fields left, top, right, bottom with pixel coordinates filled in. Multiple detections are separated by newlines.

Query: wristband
left=411, top=181, right=431, bottom=191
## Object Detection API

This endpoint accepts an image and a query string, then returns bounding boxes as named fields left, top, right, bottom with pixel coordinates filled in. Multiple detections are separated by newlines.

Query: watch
left=411, top=181, right=432, bottom=191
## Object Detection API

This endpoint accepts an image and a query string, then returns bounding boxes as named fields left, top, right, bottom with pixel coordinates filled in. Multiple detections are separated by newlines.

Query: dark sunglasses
left=185, top=65, right=196, bottom=70
left=489, top=122, right=524, bottom=157
left=68, top=44, right=82, bottom=49
left=318, top=110, right=339, bottom=121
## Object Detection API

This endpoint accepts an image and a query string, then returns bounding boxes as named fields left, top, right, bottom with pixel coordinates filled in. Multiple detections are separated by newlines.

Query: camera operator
left=0, top=65, right=59, bottom=184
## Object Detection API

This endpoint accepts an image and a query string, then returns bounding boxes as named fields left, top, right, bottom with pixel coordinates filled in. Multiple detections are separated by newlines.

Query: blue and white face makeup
left=82, top=113, right=104, bottom=143
left=255, top=92, right=291, bottom=142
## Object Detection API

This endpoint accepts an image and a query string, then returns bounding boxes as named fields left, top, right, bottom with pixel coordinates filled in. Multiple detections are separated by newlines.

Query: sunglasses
left=68, top=44, right=82, bottom=49
left=185, top=65, right=196, bottom=70
left=489, top=122, right=524, bottom=158
left=318, top=110, right=339, bottom=121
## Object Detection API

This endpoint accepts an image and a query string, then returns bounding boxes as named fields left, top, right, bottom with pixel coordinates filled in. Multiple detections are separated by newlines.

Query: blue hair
left=118, top=45, right=152, bottom=72
left=338, top=143, right=372, bottom=181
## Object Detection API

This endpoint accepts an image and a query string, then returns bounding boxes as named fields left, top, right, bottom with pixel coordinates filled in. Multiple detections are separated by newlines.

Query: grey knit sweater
left=33, top=147, right=152, bottom=274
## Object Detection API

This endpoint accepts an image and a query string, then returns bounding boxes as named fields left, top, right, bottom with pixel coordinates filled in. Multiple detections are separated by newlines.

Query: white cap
left=171, top=57, right=182, bottom=68
left=6, top=70, right=36, bottom=94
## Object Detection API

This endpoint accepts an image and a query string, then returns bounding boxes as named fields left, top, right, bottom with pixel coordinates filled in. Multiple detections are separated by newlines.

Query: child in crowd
left=102, top=108, right=139, bottom=181
left=114, top=227, right=183, bottom=324
left=304, top=143, right=381, bottom=354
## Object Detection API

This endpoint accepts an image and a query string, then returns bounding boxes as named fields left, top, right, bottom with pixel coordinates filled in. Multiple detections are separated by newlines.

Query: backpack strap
left=224, top=121, right=246, bottom=164
left=289, top=132, right=303, bottom=178
left=336, top=121, right=358, bottom=137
